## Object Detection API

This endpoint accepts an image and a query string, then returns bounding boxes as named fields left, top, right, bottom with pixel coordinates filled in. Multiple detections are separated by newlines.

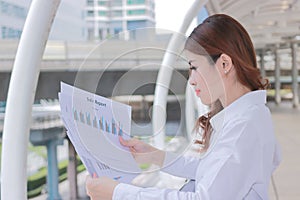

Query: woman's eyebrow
left=188, top=60, right=196, bottom=66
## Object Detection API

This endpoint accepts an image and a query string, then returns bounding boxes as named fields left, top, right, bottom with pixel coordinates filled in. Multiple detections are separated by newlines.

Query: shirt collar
left=210, top=90, right=267, bottom=132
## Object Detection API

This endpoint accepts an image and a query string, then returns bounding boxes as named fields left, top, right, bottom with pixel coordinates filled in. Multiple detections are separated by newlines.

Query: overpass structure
left=0, top=39, right=299, bottom=101
left=0, top=40, right=189, bottom=101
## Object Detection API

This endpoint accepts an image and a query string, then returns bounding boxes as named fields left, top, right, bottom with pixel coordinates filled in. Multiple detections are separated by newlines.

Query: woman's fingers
left=119, top=136, right=138, bottom=147
left=86, top=175, right=119, bottom=200
left=85, top=175, right=95, bottom=195
left=129, top=146, right=137, bottom=153
left=118, top=135, right=127, bottom=146
left=86, top=175, right=92, bottom=183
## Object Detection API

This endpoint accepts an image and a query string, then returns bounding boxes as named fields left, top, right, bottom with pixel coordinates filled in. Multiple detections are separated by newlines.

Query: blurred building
left=0, top=0, right=87, bottom=41
left=0, top=0, right=31, bottom=39
left=49, top=0, right=87, bottom=41
left=85, top=0, right=156, bottom=40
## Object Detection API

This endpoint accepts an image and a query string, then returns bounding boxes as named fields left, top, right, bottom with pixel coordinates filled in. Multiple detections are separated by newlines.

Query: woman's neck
left=219, top=84, right=251, bottom=107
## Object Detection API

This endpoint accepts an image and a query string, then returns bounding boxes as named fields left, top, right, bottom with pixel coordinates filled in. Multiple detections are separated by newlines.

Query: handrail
left=1, top=0, right=61, bottom=199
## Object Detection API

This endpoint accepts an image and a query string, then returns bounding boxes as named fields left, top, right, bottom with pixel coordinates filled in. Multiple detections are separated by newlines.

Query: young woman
left=86, top=14, right=281, bottom=200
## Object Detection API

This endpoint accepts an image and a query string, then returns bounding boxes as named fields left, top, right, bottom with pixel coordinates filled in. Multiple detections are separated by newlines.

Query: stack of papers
left=58, top=82, right=141, bottom=183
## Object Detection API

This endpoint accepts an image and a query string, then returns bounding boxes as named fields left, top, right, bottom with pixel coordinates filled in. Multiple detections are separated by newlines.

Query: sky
left=155, top=0, right=208, bottom=35
left=155, top=0, right=197, bottom=34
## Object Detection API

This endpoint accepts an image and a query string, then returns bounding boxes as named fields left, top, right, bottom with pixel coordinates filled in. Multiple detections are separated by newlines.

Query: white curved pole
left=1, top=0, right=60, bottom=199
left=152, top=0, right=207, bottom=148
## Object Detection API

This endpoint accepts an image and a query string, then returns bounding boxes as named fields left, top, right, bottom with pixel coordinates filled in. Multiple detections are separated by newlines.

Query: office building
left=49, top=0, right=86, bottom=41
left=85, top=0, right=155, bottom=40
left=0, top=0, right=30, bottom=39
left=0, top=0, right=86, bottom=41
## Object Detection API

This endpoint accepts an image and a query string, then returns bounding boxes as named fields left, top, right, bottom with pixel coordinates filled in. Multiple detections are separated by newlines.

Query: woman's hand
left=119, top=136, right=165, bottom=167
left=86, top=173, right=119, bottom=200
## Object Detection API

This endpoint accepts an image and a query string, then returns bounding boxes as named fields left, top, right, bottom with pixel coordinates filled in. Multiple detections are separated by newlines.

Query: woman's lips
left=195, top=89, right=201, bottom=96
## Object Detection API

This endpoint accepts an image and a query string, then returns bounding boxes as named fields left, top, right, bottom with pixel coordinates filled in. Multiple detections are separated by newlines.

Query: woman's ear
left=220, top=54, right=233, bottom=75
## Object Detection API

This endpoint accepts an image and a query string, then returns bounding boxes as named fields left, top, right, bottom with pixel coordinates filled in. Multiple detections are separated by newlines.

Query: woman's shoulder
left=225, top=103, right=271, bottom=127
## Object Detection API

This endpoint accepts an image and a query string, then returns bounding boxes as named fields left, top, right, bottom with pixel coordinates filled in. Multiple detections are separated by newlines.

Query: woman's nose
left=189, top=75, right=196, bottom=86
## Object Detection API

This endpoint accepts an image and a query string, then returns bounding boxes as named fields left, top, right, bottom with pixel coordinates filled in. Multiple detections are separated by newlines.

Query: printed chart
left=59, top=82, right=141, bottom=183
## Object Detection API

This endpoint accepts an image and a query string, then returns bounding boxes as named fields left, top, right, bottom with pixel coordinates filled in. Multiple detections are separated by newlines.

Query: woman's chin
left=198, top=98, right=211, bottom=106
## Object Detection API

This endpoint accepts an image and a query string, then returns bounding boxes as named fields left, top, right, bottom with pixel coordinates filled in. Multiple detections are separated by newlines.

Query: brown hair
left=185, top=14, right=268, bottom=151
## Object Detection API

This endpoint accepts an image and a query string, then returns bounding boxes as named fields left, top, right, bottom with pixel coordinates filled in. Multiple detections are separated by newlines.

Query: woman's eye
left=188, top=66, right=197, bottom=76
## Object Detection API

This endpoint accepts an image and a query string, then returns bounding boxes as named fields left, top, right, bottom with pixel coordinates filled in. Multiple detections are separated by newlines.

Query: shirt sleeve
left=113, top=115, right=276, bottom=200
left=160, top=152, right=201, bottom=179
left=199, top=119, right=272, bottom=199
left=112, top=152, right=205, bottom=200
left=112, top=182, right=209, bottom=200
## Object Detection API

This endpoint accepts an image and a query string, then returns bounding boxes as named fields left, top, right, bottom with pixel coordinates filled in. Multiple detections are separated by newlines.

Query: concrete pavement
left=268, top=102, right=300, bottom=200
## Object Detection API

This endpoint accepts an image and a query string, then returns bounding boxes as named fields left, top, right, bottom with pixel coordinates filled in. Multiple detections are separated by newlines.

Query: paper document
left=59, top=82, right=141, bottom=183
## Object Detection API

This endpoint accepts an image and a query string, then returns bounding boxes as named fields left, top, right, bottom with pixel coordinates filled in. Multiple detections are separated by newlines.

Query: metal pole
left=46, top=140, right=62, bottom=200
left=259, top=49, right=266, bottom=78
left=1, top=0, right=61, bottom=199
left=68, top=140, right=79, bottom=199
left=291, top=42, right=299, bottom=108
left=274, top=46, right=281, bottom=104
left=152, top=0, right=207, bottom=149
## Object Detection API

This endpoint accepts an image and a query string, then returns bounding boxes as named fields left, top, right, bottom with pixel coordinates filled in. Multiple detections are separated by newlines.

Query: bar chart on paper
left=72, top=108, right=124, bottom=136
left=59, top=82, right=141, bottom=176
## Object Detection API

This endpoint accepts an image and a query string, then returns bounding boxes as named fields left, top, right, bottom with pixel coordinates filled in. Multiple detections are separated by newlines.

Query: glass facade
left=111, top=0, right=122, bottom=7
left=0, top=0, right=27, bottom=18
left=98, top=10, right=107, bottom=16
left=1, top=26, right=22, bottom=39
left=87, top=0, right=94, bottom=6
left=112, top=10, right=122, bottom=17
left=127, top=0, right=145, bottom=5
left=98, top=1, right=108, bottom=6
left=0, top=0, right=86, bottom=40
left=0, top=0, right=29, bottom=39
left=127, top=9, right=146, bottom=16
left=87, top=10, right=94, bottom=17
left=85, top=0, right=155, bottom=40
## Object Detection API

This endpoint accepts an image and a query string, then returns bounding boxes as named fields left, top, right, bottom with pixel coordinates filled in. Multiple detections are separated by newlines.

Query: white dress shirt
left=113, top=90, right=281, bottom=200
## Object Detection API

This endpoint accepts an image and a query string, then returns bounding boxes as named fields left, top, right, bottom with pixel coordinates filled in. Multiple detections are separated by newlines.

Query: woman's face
left=186, top=50, right=224, bottom=105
